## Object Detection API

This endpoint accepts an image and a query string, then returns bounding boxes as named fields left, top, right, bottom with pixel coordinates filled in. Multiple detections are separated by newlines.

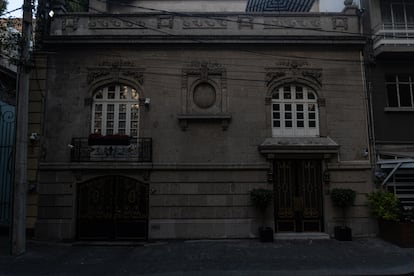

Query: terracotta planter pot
left=379, top=220, right=414, bottom=248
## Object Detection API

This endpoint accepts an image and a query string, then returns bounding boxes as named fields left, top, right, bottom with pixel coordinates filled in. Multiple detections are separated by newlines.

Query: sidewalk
left=1, top=237, right=414, bottom=275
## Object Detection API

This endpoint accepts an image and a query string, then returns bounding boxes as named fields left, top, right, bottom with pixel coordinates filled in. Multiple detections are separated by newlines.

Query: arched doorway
left=77, top=176, right=148, bottom=240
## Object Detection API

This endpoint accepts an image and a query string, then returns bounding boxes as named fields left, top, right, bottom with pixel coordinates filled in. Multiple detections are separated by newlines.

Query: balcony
left=70, top=137, right=152, bottom=162
left=373, top=23, right=414, bottom=55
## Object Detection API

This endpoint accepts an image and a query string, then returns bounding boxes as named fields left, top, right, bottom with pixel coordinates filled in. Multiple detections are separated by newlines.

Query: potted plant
left=88, top=133, right=130, bottom=146
left=250, top=188, right=273, bottom=242
left=367, top=190, right=414, bottom=247
left=330, top=188, right=356, bottom=241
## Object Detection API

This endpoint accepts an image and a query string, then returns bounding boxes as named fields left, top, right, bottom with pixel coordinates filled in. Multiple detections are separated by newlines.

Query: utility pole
left=11, top=0, right=33, bottom=255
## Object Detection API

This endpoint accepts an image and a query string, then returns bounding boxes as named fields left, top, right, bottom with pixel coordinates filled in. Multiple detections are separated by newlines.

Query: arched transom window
left=271, top=84, right=319, bottom=137
left=92, top=84, right=140, bottom=137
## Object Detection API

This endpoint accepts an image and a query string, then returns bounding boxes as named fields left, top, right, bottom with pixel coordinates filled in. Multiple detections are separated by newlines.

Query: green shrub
left=331, top=188, right=356, bottom=208
left=250, top=188, right=273, bottom=214
left=367, top=190, right=400, bottom=222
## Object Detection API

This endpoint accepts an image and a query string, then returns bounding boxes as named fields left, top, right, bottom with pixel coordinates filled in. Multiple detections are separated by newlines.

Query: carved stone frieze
left=238, top=16, right=254, bottom=30
left=332, top=17, right=349, bottom=30
left=62, top=17, right=79, bottom=31
left=264, top=17, right=321, bottom=29
left=157, top=16, right=174, bottom=29
left=88, top=17, right=146, bottom=29
left=182, top=18, right=227, bottom=29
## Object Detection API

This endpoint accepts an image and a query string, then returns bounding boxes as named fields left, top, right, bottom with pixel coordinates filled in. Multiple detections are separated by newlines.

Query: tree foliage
left=0, top=0, right=8, bottom=15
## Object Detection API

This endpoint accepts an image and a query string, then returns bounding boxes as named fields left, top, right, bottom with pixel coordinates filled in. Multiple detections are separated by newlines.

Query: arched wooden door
left=77, top=176, right=148, bottom=240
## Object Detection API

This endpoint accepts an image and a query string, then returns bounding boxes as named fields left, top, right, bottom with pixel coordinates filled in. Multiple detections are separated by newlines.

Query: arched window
left=271, top=84, right=319, bottom=137
left=91, top=84, right=140, bottom=137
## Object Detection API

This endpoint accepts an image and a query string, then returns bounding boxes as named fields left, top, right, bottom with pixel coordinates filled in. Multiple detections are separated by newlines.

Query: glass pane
left=120, top=86, right=129, bottom=99
left=309, top=113, right=316, bottom=120
left=297, top=121, right=304, bottom=128
left=284, top=86, right=291, bottom=92
left=284, top=91, right=291, bottom=99
left=381, top=1, right=392, bottom=24
left=131, top=89, right=139, bottom=100
left=107, top=121, right=114, bottom=128
left=285, top=121, right=292, bottom=128
left=392, top=4, right=405, bottom=24
left=108, top=92, right=115, bottom=99
left=285, top=112, right=292, bottom=119
left=296, top=86, right=303, bottom=92
left=119, top=121, right=126, bottom=128
left=131, top=129, right=138, bottom=137
left=297, top=113, right=304, bottom=119
left=119, top=113, right=126, bottom=120
left=297, top=104, right=303, bottom=111
left=285, top=104, right=292, bottom=111
left=308, top=92, right=316, bottom=100
left=108, top=85, right=115, bottom=92
left=95, top=104, right=102, bottom=111
left=273, top=121, right=280, bottom=127
left=95, top=91, right=103, bottom=99
left=398, top=75, right=410, bottom=82
left=309, top=121, right=316, bottom=128
left=295, top=92, right=303, bottom=100
left=131, top=122, right=138, bottom=128
left=308, top=104, right=315, bottom=111
left=273, top=112, right=280, bottom=119
left=118, top=129, right=125, bottom=135
left=399, top=84, right=412, bottom=107
left=407, top=4, right=414, bottom=24
left=107, top=113, right=114, bottom=120
left=387, top=84, right=399, bottom=107
left=119, top=104, right=126, bottom=112
left=273, top=104, right=280, bottom=111
left=385, top=75, right=396, bottom=82
left=107, top=129, right=114, bottom=135
left=272, top=91, right=280, bottom=99
left=107, top=104, right=114, bottom=112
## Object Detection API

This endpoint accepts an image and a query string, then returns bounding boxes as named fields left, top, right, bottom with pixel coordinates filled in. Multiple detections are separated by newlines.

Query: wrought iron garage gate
left=77, top=176, right=149, bottom=240
left=0, top=102, right=15, bottom=228
left=273, top=160, right=323, bottom=232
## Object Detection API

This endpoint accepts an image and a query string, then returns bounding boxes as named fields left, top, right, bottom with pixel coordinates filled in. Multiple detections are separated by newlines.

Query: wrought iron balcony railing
left=70, top=137, right=152, bottom=162
left=373, top=23, right=414, bottom=50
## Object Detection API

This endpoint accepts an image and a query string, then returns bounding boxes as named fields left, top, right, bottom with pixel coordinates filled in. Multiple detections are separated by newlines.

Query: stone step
left=275, top=232, right=330, bottom=240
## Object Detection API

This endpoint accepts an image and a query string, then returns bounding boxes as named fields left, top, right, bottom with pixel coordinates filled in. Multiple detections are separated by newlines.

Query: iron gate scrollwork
left=274, top=160, right=323, bottom=232
left=0, top=103, right=15, bottom=227
left=77, top=176, right=149, bottom=240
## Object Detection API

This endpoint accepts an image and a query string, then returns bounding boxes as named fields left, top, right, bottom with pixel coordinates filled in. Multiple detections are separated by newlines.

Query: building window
left=271, top=85, right=319, bottom=137
left=386, top=74, right=414, bottom=108
left=92, top=84, right=140, bottom=137
left=381, top=0, right=414, bottom=28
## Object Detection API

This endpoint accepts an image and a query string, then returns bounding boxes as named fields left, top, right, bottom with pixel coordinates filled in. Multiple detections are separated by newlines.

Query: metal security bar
left=0, top=102, right=15, bottom=227
left=70, top=137, right=152, bottom=162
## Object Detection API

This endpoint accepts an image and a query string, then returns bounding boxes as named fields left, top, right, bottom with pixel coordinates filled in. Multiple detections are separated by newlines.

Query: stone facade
left=32, top=1, right=376, bottom=240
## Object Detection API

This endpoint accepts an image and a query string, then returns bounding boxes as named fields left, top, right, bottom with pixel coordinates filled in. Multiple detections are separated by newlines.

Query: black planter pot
left=334, top=226, right=352, bottom=241
left=259, top=227, right=274, bottom=242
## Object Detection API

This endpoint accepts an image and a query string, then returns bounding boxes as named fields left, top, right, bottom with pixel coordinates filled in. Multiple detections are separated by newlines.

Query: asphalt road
left=1, top=238, right=414, bottom=275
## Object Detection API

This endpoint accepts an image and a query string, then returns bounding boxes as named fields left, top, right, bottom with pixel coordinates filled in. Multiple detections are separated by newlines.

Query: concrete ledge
left=275, top=232, right=330, bottom=240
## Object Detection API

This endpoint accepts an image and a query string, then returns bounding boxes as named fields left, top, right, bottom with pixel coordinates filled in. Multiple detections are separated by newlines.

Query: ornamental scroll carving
left=182, top=18, right=227, bottom=29
left=264, top=17, right=321, bottom=29
left=87, top=61, right=144, bottom=86
left=266, top=61, right=322, bottom=89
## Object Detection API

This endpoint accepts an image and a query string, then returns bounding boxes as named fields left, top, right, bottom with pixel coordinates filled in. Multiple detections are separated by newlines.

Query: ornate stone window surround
left=265, top=64, right=326, bottom=137
left=178, top=62, right=230, bottom=130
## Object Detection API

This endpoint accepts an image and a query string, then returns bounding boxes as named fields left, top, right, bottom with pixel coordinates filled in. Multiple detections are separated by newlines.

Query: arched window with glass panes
left=271, top=84, right=319, bottom=137
left=91, top=84, right=140, bottom=137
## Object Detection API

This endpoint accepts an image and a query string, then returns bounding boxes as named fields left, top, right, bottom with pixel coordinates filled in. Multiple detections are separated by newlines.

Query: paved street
left=1, top=238, right=414, bottom=275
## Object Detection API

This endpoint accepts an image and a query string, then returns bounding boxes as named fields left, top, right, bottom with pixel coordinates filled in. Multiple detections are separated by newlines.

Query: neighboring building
left=361, top=0, right=414, bottom=210
left=32, top=0, right=375, bottom=240
left=0, top=18, right=19, bottom=232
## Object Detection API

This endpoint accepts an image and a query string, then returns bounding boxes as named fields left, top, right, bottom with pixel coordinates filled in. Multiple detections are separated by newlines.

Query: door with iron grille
left=77, top=176, right=148, bottom=240
left=274, top=160, right=323, bottom=232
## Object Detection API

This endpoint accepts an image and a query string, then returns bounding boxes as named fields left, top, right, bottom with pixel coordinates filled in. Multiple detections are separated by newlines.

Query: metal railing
left=71, top=137, right=152, bottom=162
left=373, top=23, right=414, bottom=49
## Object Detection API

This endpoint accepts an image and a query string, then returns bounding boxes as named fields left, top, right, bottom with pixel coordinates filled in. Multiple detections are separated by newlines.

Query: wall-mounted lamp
left=29, top=132, right=39, bottom=144
left=323, top=170, right=330, bottom=184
